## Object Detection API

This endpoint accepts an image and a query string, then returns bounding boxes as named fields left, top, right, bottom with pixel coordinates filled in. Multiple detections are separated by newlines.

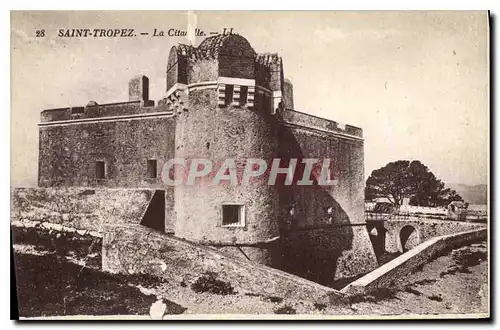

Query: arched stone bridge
left=365, top=218, right=485, bottom=257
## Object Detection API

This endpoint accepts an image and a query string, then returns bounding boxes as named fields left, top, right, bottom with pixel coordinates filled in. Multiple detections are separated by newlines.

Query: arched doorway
left=399, top=225, right=419, bottom=252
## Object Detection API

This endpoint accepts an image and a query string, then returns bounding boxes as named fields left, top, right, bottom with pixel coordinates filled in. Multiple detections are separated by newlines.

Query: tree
left=365, top=160, right=463, bottom=207
left=365, top=160, right=413, bottom=206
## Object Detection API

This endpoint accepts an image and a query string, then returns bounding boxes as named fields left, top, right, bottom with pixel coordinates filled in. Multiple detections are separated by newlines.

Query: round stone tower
left=166, top=34, right=283, bottom=266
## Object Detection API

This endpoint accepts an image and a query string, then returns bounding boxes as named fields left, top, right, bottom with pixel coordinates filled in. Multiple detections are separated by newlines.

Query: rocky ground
left=11, top=225, right=488, bottom=319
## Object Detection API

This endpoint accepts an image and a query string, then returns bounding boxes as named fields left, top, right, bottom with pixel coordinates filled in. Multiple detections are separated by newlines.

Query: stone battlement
left=280, top=109, right=363, bottom=139
left=40, top=100, right=167, bottom=123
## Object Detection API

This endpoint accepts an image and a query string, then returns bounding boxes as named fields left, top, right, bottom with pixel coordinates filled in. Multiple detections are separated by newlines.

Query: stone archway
left=399, top=225, right=419, bottom=252
left=367, top=224, right=387, bottom=259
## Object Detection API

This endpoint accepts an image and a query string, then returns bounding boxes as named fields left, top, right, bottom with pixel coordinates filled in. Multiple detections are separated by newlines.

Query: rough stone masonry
left=37, top=33, right=379, bottom=285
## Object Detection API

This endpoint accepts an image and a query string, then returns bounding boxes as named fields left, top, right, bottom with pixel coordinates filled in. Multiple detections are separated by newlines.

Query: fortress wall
left=38, top=116, right=176, bottom=228
left=277, top=124, right=365, bottom=228
left=173, top=88, right=281, bottom=265
left=277, top=120, right=378, bottom=282
left=38, top=116, right=175, bottom=188
left=11, top=187, right=156, bottom=232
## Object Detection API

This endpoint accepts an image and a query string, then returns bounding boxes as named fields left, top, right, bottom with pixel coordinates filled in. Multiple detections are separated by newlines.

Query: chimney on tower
left=129, top=75, right=151, bottom=105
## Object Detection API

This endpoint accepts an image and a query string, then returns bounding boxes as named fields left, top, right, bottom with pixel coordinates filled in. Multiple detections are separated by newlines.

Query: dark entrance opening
left=140, top=190, right=166, bottom=232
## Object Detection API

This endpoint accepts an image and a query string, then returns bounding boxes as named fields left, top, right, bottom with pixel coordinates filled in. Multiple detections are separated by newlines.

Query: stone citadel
left=38, top=34, right=379, bottom=284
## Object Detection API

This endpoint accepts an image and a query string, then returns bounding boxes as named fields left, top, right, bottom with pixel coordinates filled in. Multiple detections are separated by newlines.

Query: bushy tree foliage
left=365, top=160, right=463, bottom=207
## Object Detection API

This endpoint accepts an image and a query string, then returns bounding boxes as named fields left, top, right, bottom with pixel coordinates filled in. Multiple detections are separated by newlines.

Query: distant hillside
left=447, top=183, right=487, bottom=205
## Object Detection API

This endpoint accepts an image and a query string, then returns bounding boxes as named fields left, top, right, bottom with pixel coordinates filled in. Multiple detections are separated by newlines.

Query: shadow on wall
left=275, top=124, right=354, bottom=286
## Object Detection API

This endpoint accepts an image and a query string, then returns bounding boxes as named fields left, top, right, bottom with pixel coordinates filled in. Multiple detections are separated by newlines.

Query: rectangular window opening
left=96, top=161, right=105, bottom=179
left=71, top=107, right=84, bottom=115
left=225, top=84, right=234, bottom=106
left=147, top=159, right=157, bottom=179
left=239, top=86, right=248, bottom=106
left=222, top=204, right=245, bottom=227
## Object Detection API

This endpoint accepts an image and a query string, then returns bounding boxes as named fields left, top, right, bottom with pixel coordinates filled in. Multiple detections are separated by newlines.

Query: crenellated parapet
left=255, top=53, right=283, bottom=91
left=166, top=34, right=293, bottom=116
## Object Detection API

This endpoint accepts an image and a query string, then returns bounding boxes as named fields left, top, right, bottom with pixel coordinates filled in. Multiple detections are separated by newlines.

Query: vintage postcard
left=10, top=10, right=490, bottom=320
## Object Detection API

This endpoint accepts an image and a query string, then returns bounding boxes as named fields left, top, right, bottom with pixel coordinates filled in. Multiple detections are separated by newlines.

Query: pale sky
left=11, top=11, right=489, bottom=187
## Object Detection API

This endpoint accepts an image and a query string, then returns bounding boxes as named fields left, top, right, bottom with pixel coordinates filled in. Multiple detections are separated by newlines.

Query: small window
left=328, top=167, right=334, bottom=181
left=222, top=204, right=245, bottom=227
left=96, top=161, right=105, bottom=179
left=147, top=159, right=157, bottom=179
left=225, top=84, right=234, bottom=106
left=239, top=86, right=248, bottom=106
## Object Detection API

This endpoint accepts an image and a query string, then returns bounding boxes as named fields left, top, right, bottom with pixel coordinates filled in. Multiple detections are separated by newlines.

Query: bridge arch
left=399, top=225, right=420, bottom=252
left=366, top=223, right=388, bottom=259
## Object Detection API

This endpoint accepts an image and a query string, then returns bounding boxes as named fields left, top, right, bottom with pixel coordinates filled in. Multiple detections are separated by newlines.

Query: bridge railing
left=365, top=211, right=411, bottom=221
left=365, top=210, right=487, bottom=223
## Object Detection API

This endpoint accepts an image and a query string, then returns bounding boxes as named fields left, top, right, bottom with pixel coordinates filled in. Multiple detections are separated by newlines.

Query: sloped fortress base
left=102, top=224, right=345, bottom=304
left=282, top=224, right=379, bottom=285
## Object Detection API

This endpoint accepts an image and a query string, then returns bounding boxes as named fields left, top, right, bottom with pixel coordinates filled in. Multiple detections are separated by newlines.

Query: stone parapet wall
left=11, top=187, right=156, bottom=232
left=40, top=101, right=165, bottom=123
left=281, top=109, right=363, bottom=138
left=341, top=228, right=487, bottom=294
